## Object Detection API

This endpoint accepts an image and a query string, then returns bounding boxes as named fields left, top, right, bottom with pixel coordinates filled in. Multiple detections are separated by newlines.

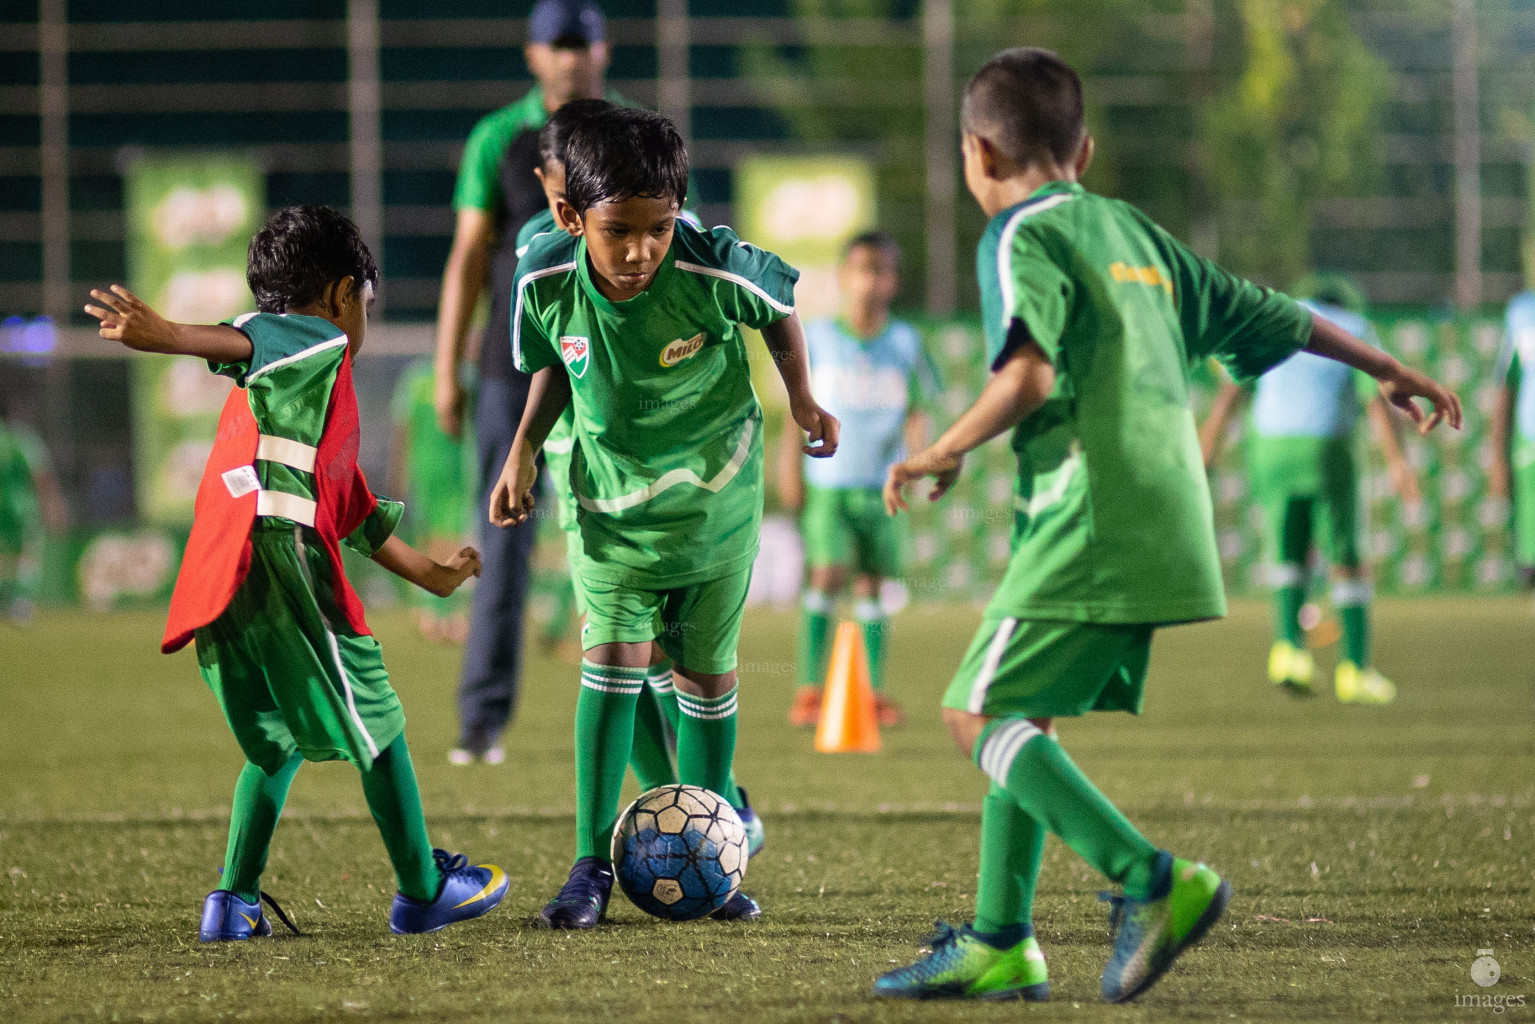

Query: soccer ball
left=611, top=784, right=748, bottom=920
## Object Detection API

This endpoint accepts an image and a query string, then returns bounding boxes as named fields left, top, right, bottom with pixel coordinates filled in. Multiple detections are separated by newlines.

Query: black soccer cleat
left=536, top=856, right=613, bottom=930
left=709, top=890, right=762, bottom=922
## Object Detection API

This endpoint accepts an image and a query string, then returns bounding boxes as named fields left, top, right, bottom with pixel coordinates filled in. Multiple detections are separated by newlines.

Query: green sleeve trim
left=344, top=498, right=404, bottom=558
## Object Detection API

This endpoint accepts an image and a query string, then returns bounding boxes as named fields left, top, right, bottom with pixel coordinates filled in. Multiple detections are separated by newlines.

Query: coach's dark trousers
left=457, top=373, right=538, bottom=749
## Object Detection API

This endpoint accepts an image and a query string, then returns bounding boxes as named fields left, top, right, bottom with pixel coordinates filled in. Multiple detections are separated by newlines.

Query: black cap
left=528, top=0, right=605, bottom=45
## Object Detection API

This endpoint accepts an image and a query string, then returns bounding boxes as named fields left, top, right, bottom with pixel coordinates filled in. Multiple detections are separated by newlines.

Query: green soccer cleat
left=1267, top=641, right=1314, bottom=695
left=1099, top=853, right=1231, bottom=1004
left=1335, top=661, right=1396, bottom=705
left=872, top=922, right=1049, bottom=1001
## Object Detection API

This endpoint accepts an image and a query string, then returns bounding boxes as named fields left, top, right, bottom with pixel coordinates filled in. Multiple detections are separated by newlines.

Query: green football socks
left=1272, top=565, right=1305, bottom=647
left=978, top=719, right=1161, bottom=900
left=221, top=753, right=302, bottom=904
left=973, top=782, right=1045, bottom=936
left=674, top=685, right=738, bottom=801
left=854, top=598, right=887, bottom=691
left=359, top=735, right=440, bottom=903
left=1333, top=578, right=1372, bottom=668
left=629, top=668, right=680, bottom=792
left=798, top=590, right=833, bottom=685
left=575, top=660, right=646, bottom=862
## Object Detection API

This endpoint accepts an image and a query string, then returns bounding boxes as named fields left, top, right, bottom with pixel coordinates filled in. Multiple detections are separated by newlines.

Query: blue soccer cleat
left=735, top=786, right=766, bottom=859
left=709, top=889, right=762, bottom=922
left=535, top=856, right=613, bottom=930
left=390, top=849, right=509, bottom=935
left=1099, top=852, right=1231, bottom=1003
left=199, top=890, right=300, bottom=943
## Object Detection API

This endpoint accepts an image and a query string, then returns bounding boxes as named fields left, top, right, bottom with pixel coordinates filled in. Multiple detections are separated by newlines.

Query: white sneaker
left=447, top=747, right=475, bottom=766
left=482, top=746, right=505, bottom=765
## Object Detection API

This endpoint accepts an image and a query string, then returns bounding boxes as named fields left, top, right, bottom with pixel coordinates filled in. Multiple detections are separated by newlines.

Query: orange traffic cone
left=814, top=621, right=882, bottom=753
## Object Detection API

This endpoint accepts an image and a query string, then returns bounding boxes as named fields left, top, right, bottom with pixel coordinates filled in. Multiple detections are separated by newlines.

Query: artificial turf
left=0, top=598, right=1530, bottom=1022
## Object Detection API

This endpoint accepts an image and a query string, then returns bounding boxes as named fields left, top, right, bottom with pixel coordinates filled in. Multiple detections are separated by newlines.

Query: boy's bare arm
left=489, top=366, right=571, bottom=528
left=85, top=285, right=253, bottom=364
left=1489, top=385, right=1514, bottom=498
left=1367, top=397, right=1421, bottom=504
left=1304, top=312, right=1462, bottom=433
left=371, top=534, right=481, bottom=598
left=903, top=409, right=932, bottom=455
left=885, top=341, right=1055, bottom=513
left=761, top=313, right=839, bottom=458
left=433, top=208, right=496, bottom=438
left=1199, top=380, right=1245, bottom=469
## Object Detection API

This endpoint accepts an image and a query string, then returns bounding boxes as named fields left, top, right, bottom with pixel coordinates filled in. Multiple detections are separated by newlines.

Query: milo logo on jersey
left=659, top=332, right=706, bottom=368
left=560, top=336, right=590, bottom=378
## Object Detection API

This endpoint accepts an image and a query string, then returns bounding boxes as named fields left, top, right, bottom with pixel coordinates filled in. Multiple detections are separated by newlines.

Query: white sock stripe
left=678, top=702, right=739, bottom=720
left=675, top=692, right=739, bottom=719
left=581, top=677, right=646, bottom=694
left=648, top=677, right=675, bottom=694
left=1331, top=579, right=1373, bottom=606
left=1268, top=563, right=1305, bottom=588
left=802, top=589, right=832, bottom=614
left=979, top=719, right=1042, bottom=785
left=853, top=599, right=883, bottom=622
left=580, top=667, right=648, bottom=685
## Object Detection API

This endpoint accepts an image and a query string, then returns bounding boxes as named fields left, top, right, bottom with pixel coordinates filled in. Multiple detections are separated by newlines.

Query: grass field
left=1, top=598, right=1531, bottom=1022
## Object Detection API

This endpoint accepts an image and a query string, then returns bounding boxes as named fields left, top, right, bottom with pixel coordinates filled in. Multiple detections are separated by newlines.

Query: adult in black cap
left=433, top=0, right=621, bottom=763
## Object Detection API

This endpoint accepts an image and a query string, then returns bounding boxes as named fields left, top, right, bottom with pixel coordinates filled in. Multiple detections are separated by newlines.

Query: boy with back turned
left=875, top=49, right=1459, bottom=1003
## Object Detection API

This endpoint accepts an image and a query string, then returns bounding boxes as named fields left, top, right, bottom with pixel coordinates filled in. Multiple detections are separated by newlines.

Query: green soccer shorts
left=563, top=527, right=587, bottom=616
left=1515, top=439, right=1535, bottom=566
left=942, top=616, right=1155, bottom=719
left=578, top=566, right=753, bottom=676
left=1250, top=436, right=1363, bottom=570
left=194, top=525, right=406, bottom=775
left=800, top=484, right=905, bottom=577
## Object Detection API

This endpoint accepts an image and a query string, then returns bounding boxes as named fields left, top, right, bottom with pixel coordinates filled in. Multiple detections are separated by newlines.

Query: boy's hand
left=792, top=398, right=839, bottom=458
left=884, top=446, right=964, bottom=515
left=84, top=285, right=179, bottom=351
left=489, top=438, right=540, bottom=528
left=1376, top=364, right=1462, bottom=434
left=428, top=545, right=482, bottom=597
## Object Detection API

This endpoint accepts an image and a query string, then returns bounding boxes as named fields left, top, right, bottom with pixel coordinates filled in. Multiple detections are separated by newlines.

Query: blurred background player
left=1201, top=274, right=1419, bottom=704
left=0, top=398, right=68, bottom=623
left=1491, top=288, right=1535, bottom=588
left=83, top=206, right=506, bottom=939
left=434, top=0, right=622, bottom=763
left=389, top=357, right=477, bottom=648
left=779, top=231, right=938, bottom=728
left=491, top=108, right=836, bottom=929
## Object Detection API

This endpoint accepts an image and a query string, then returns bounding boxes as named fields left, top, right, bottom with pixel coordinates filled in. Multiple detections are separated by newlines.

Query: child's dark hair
left=845, top=229, right=901, bottom=267
left=246, top=205, right=379, bottom=314
left=962, top=47, right=1085, bottom=169
left=539, top=98, right=616, bottom=169
left=563, top=108, right=689, bottom=214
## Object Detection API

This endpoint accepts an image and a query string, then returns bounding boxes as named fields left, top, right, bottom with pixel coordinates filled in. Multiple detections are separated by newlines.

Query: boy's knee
left=942, top=707, right=988, bottom=757
left=673, top=668, right=737, bottom=700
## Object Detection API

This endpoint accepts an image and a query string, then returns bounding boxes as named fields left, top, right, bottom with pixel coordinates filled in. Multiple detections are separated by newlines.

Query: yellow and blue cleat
left=1099, top=852, right=1230, bottom=1003
left=199, top=890, right=300, bottom=942
left=873, top=922, right=1050, bottom=1001
left=390, top=849, right=508, bottom=935
left=1267, top=641, right=1314, bottom=696
left=1335, top=661, right=1396, bottom=705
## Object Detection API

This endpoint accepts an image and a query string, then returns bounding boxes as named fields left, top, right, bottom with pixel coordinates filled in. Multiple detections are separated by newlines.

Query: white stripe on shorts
left=968, top=617, right=1019, bottom=715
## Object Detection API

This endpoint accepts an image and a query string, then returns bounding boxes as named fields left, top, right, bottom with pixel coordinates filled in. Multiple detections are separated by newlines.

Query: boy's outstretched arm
left=1199, top=379, right=1245, bottom=469
left=885, top=339, right=1055, bottom=514
left=761, top=312, right=839, bottom=459
left=371, top=534, right=481, bottom=598
left=489, top=366, right=571, bottom=528
left=1489, top=383, right=1515, bottom=499
left=1367, top=397, right=1422, bottom=505
left=85, top=285, right=253, bottom=364
left=1304, top=312, right=1462, bottom=433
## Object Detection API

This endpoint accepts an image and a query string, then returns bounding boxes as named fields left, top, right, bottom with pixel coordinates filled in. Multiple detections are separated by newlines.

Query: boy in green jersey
left=517, top=99, right=762, bottom=838
left=0, top=402, right=67, bottom=622
left=490, top=108, right=839, bottom=929
left=84, top=207, right=509, bottom=939
left=874, top=49, right=1460, bottom=1003
left=390, top=357, right=476, bottom=645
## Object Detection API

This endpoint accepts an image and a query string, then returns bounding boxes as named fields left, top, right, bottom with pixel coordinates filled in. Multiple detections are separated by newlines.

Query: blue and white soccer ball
left=611, top=784, right=748, bottom=920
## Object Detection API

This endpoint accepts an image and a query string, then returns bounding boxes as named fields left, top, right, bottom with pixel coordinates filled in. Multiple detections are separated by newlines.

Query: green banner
left=125, top=154, right=264, bottom=526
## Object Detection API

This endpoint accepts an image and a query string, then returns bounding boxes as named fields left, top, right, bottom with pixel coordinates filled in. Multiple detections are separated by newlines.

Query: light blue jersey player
left=778, top=231, right=940, bottom=728
left=1493, top=290, right=1535, bottom=585
left=1202, top=275, right=1417, bottom=704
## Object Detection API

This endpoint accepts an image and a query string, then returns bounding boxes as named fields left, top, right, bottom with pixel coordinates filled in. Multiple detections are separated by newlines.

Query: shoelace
left=260, top=892, right=301, bottom=936
left=432, top=849, right=469, bottom=874
left=1098, top=892, right=1127, bottom=938
left=891, top=921, right=964, bottom=982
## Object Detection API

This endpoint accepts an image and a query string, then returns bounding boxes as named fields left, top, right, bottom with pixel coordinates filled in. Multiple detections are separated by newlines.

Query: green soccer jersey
left=979, top=181, right=1312, bottom=625
left=0, top=419, right=49, bottom=549
left=513, top=220, right=800, bottom=587
left=213, top=312, right=401, bottom=554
